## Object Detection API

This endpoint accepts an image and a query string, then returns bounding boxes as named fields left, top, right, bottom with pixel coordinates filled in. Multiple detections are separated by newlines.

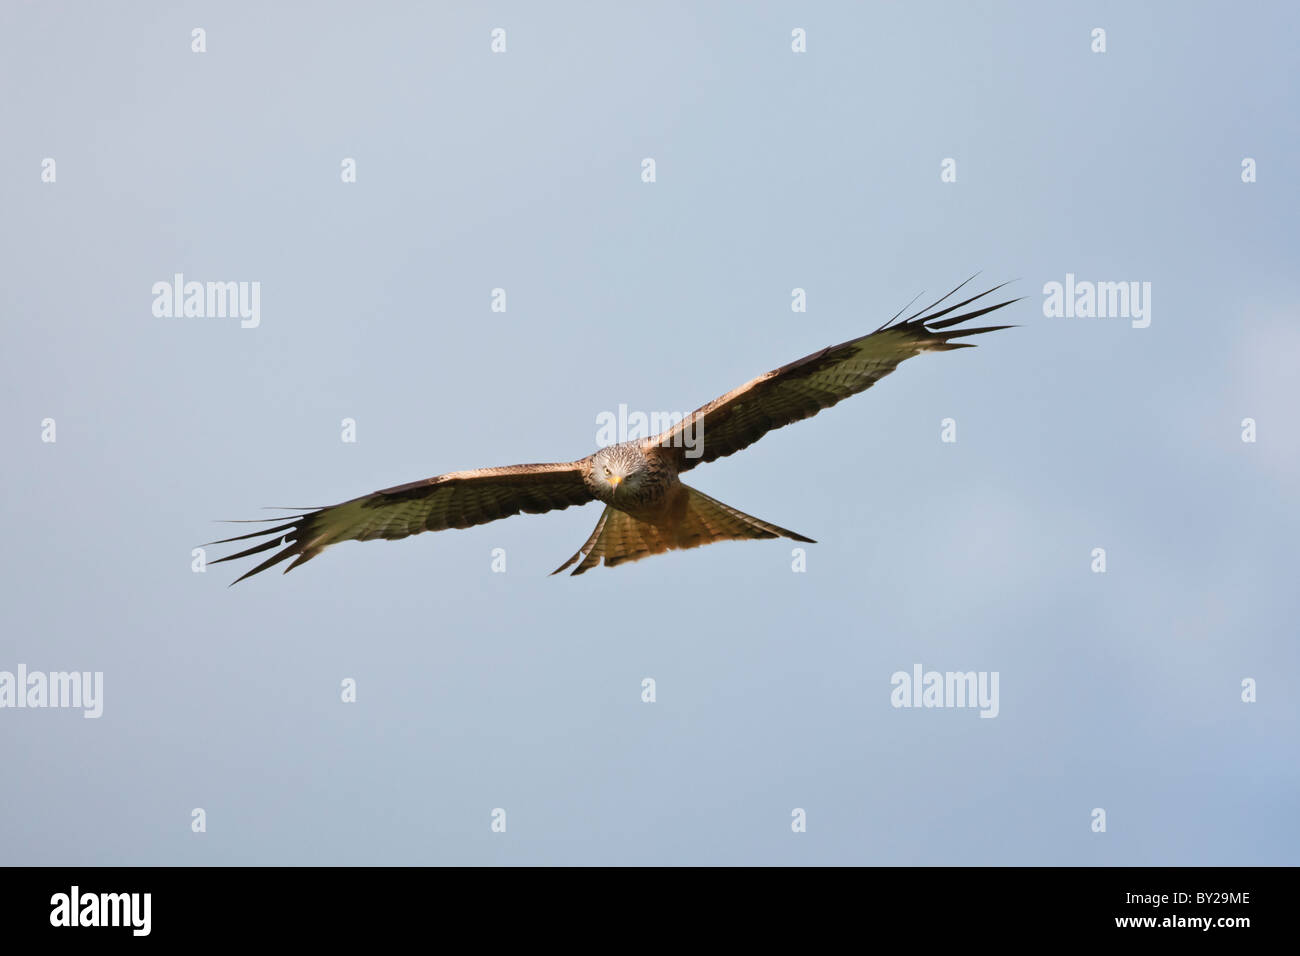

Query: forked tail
left=552, top=484, right=814, bottom=576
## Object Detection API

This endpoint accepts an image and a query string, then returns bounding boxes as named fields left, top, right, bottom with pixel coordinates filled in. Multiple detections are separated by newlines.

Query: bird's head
left=592, top=443, right=648, bottom=498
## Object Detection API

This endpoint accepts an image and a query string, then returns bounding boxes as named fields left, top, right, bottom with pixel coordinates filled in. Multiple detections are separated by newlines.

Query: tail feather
left=553, top=484, right=813, bottom=576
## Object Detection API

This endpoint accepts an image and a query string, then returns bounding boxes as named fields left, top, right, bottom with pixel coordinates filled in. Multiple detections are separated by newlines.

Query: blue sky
left=2, top=1, right=1297, bottom=864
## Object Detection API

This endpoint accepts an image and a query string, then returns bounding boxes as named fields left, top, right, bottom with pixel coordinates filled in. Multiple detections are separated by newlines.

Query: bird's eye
left=603, top=466, right=611, bottom=477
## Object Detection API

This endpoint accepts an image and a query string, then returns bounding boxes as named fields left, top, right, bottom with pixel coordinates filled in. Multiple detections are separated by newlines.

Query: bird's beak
left=609, top=476, right=622, bottom=492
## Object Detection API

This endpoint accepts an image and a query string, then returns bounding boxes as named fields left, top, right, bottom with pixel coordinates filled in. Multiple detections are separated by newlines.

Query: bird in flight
left=209, top=277, right=1019, bottom=583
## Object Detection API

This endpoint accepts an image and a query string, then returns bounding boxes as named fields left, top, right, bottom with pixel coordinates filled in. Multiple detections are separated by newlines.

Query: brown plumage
left=551, top=483, right=814, bottom=576
left=207, top=277, right=1019, bottom=582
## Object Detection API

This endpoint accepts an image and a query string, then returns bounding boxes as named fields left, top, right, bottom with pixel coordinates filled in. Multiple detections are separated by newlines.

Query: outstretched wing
left=208, top=461, right=594, bottom=584
left=646, top=277, right=1021, bottom=471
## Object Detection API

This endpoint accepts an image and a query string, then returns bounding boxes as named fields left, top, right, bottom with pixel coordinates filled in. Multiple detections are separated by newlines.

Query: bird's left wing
left=647, top=277, right=1021, bottom=472
left=208, top=460, right=594, bottom=584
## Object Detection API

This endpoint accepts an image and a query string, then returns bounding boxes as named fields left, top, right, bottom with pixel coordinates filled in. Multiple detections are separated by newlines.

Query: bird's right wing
left=647, top=277, right=1020, bottom=472
left=207, top=460, right=594, bottom=584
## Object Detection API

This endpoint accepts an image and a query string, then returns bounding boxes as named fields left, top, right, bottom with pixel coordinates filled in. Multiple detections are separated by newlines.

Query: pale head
left=590, top=442, right=650, bottom=500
